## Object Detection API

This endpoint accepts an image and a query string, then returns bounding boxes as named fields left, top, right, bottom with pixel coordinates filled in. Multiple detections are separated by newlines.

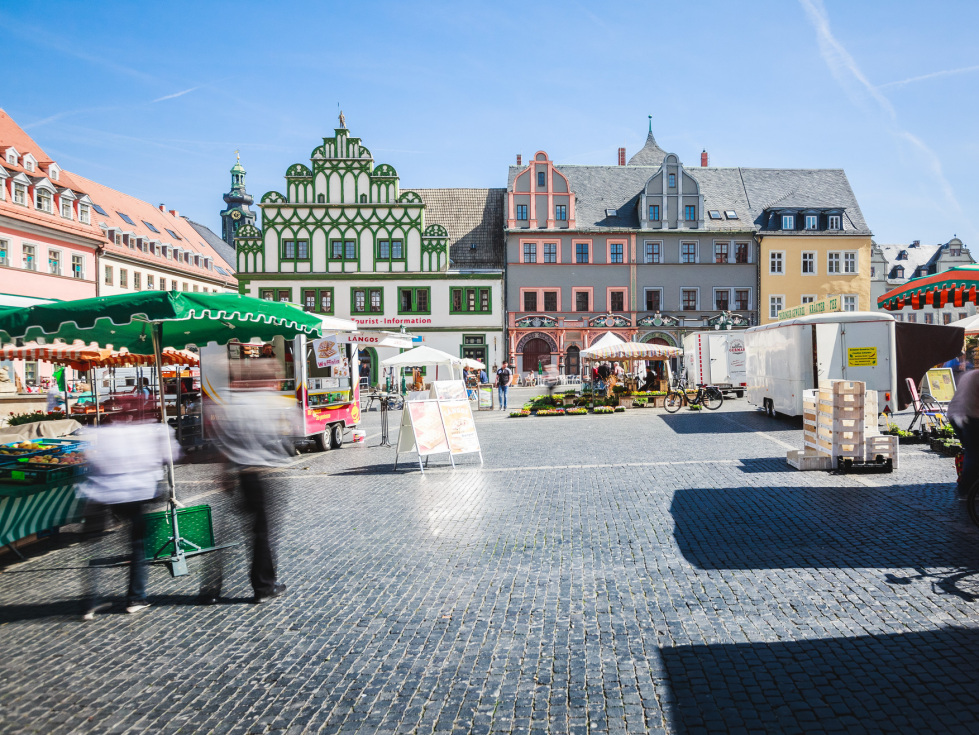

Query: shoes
left=253, top=582, right=287, bottom=603
left=125, top=600, right=151, bottom=615
left=81, top=602, right=112, bottom=621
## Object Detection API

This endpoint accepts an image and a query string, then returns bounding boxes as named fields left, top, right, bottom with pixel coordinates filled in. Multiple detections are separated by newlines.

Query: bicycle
left=663, top=377, right=723, bottom=413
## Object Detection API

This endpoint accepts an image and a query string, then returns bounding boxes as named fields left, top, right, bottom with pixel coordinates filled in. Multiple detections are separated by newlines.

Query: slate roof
left=627, top=132, right=668, bottom=167
left=876, top=240, right=973, bottom=282
left=506, top=161, right=871, bottom=236
left=186, top=218, right=237, bottom=270
left=406, top=188, right=506, bottom=270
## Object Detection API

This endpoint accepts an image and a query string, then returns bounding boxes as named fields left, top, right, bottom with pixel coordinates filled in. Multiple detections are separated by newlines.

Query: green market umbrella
left=0, top=291, right=324, bottom=575
left=0, top=291, right=323, bottom=351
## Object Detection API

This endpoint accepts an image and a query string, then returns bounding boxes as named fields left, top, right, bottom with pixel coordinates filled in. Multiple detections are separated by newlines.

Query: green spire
left=231, top=149, right=245, bottom=175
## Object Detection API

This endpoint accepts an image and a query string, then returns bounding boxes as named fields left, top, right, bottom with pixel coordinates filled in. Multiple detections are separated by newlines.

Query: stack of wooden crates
left=787, top=380, right=899, bottom=470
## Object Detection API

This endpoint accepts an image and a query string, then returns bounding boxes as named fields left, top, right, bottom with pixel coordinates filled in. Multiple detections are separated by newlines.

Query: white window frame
left=804, top=214, right=818, bottom=230
left=0, top=238, right=8, bottom=266
left=60, top=198, right=73, bottom=219
left=22, top=243, right=37, bottom=271
left=643, top=287, right=663, bottom=312
left=801, top=251, right=817, bottom=275
left=843, top=251, right=858, bottom=274
left=104, top=264, right=113, bottom=285
left=712, top=287, right=732, bottom=311
left=828, top=214, right=841, bottom=230
left=13, top=183, right=27, bottom=205
left=680, top=241, right=698, bottom=264
left=5, top=150, right=16, bottom=166
left=781, top=214, right=794, bottom=230
left=644, top=240, right=662, bottom=264
left=801, top=294, right=817, bottom=304
left=71, top=254, right=84, bottom=279
left=827, top=251, right=841, bottom=274
left=35, top=187, right=53, bottom=213
left=147, top=274, right=155, bottom=290
left=119, top=268, right=128, bottom=289
left=680, top=286, right=700, bottom=311
left=78, top=203, right=90, bottom=224
left=769, top=295, right=784, bottom=320
left=769, top=250, right=784, bottom=275
left=842, top=294, right=857, bottom=312
left=47, top=249, right=62, bottom=276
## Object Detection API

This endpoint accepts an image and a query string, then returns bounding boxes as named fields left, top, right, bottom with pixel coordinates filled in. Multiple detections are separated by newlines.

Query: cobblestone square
left=2, top=394, right=978, bottom=734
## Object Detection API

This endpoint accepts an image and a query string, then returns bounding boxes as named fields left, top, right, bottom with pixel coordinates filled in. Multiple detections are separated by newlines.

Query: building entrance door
left=522, top=338, right=552, bottom=374
left=565, top=346, right=580, bottom=376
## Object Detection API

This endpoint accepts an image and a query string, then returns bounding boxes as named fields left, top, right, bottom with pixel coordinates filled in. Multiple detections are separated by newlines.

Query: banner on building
left=777, top=296, right=842, bottom=321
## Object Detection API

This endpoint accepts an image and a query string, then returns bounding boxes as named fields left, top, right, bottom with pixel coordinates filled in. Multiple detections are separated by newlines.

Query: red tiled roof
left=70, top=173, right=237, bottom=284
left=0, top=109, right=235, bottom=285
left=0, top=109, right=105, bottom=243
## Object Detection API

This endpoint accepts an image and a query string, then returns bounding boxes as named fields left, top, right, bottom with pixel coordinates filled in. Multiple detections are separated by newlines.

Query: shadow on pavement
left=737, top=458, right=796, bottom=473
left=671, top=484, right=979, bottom=571
left=660, top=411, right=803, bottom=434
left=0, top=593, right=254, bottom=623
left=660, top=627, right=979, bottom=734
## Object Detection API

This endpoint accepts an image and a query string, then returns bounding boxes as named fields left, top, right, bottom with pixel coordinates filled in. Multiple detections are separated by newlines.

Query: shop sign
left=777, top=296, right=841, bottom=321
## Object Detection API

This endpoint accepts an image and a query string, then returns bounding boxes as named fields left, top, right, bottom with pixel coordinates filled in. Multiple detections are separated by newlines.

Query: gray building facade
left=505, top=129, right=757, bottom=376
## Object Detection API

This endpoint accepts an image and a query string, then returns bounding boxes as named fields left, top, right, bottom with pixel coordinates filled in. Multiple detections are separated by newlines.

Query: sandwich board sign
left=438, top=399, right=482, bottom=460
left=394, top=400, right=451, bottom=472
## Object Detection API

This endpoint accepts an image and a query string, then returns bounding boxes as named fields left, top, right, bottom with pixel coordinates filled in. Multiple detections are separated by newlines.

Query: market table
left=0, top=479, right=84, bottom=552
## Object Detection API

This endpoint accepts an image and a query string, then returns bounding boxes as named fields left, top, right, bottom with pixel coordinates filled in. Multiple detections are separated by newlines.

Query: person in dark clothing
left=203, top=359, right=297, bottom=603
left=949, top=369, right=979, bottom=499
left=597, top=363, right=611, bottom=381
left=641, top=365, right=659, bottom=392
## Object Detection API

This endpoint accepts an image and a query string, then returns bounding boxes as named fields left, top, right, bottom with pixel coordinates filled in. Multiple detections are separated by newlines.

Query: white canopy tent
left=380, top=345, right=464, bottom=383
left=949, top=313, right=979, bottom=334
left=587, top=332, right=626, bottom=351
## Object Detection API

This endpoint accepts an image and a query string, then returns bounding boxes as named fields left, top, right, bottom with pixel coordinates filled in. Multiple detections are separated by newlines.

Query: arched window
left=566, top=345, right=580, bottom=376
left=360, top=194, right=367, bottom=203
left=317, top=194, right=325, bottom=203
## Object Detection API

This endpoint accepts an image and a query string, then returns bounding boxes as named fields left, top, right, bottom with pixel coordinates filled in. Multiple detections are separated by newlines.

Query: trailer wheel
left=314, top=431, right=330, bottom=451
left=329, top=423, right=344, bottom=449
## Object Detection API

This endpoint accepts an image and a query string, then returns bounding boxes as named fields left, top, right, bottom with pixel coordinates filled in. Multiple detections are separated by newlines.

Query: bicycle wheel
left=703, top=387, right=724, bottom=410
left=968, top=479, right=979, bottom=528
left=664, top=391, right=683, bottom=413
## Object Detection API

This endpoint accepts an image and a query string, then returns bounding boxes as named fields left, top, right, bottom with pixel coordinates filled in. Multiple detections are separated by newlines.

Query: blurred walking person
left=79, top=419, right=176, bottom=620
left=949, top=369, right=979, bottom=499
left=202, top=359, right=298, bottom=603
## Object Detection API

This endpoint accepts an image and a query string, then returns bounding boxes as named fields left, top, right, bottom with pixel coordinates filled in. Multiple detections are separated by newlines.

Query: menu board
left=431, top=380, right=468, bottom=401
left=406, top=400, right=449, bottom=456
left=478, top=385, right=493, bottom=409
left=438, top=399, right=480, bottom=455
left=925, top=368, right=956, bottom=403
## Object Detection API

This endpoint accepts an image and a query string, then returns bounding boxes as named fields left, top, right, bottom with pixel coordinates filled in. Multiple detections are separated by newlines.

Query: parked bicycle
left=664, top=376, right=723, bottom=412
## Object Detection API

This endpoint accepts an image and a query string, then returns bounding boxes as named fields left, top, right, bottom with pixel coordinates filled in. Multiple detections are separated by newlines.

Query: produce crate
left=865, top=434, right=899, bottom=469
left=819, top=380, right=866, bottom=396
left=864, top=390, right=880, bottom=436
left=786, top=449, right=833, bottom=471
left=143, top=504, right=214, bottom=560
left=0, top=461, right=88, bottom=484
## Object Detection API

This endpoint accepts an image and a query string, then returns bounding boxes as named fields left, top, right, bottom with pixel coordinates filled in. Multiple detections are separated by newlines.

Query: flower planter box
left=651, top=396, right=665, bottom=408
left=618, top=396, right=635, bottom=409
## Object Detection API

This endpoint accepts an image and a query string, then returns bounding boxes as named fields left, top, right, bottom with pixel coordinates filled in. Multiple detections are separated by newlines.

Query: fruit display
left=22, top=452, right=86, bottom=466
left=0, top=441, right=57, bottom=456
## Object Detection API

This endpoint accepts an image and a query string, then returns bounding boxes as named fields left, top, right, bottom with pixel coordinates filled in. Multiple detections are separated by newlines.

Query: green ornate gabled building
left=235, top=121, right=506, bottom=384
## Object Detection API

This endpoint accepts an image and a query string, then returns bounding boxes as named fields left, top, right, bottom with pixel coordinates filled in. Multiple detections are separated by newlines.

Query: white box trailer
left=745, top=312, right=898, bottom=417
left=682, top=332, right=748, bottom=397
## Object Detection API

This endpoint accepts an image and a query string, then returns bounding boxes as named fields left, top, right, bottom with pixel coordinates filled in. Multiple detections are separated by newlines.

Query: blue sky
left=2, top=0, right=977, bottom=247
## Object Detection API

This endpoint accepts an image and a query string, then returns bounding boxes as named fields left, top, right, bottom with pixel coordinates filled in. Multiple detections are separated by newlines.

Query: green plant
left=7, top=410, right=66, bottom=426
left=536, top=408, right=566, bottom=416
left=592, top=406, right=613, bottom=414
left=688, top=404, right=702, bottom=411
left=614, top=406, right=626, bottom=413
left=509, top=409, right=531, bottom=418
left=566, top=407, right=587, bottom=415
left=633, top=398, right=648, bottom=407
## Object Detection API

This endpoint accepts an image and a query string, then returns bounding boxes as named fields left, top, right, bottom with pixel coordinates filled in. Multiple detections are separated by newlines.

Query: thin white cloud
left=879, top=64, right=979, bottom=89
left=799, top=0, right=967, bottom=224
left=152, top=86, right=201, bottom=103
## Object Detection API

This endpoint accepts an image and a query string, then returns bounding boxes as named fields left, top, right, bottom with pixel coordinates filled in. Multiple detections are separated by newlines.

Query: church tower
left=220, top=152, right=256, bottom=247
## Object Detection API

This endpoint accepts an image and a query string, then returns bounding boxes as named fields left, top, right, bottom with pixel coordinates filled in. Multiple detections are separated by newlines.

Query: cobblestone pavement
left=2, top=393, right=979, bottom=734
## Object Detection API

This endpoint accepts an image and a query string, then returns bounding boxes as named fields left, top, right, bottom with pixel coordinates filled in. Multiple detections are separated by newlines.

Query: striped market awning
left=0, top=343, right=198, bottom=370
left=877, top=264, right=979, bottom=311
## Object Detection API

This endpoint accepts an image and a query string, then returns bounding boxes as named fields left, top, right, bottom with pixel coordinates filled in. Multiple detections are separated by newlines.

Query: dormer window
left=12, top=183, right=26, bottom=206
left=804, top=215, right=818, bottom=230
left=781, top=214, right=795, bottom=230
left=36, top=189, right=53, bottom=213
left=49, top=166, right=59, bottom=181
left=78, top=203, right=90, bottom=224
left=828, top=214, right=841, bottom=230
left=61, top=199, right=72, bottom=219
left=897, top=250, right=908, bottom=260
left=708, top=210, right=722, bottom=220
left=894, top=266, right=904, bottom=278
left=24, top=160, right=34, bottom=172
left=5, top=150, right=16, bottom=166
left=724, top=210, right=738, bottom=220
left=114, top=233, right=122, bottom=246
